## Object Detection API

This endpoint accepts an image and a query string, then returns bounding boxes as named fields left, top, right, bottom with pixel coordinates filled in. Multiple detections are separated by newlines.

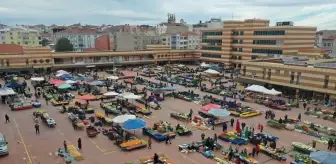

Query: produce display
left=135, top=105, right=152, bottom=115
left=291, top=142, right=317, bottom=154
left=100, top=102, right=121, bottom=115
left=175, top=124, right=192, bottom=136
left=289, top=151, right=312, bottom=164
left=266, top=120, right=285, bottom=129
left=259, top=145, right=286, bottom=161
left=191, top=116, right=211, bottom=130
left=67, top=144, right=84, bottom=161
left=218, top=131, right=247, bottom=145
left=234, top=153, right=258, bottom=164
left=240, top=111, right=262, bottom=118
left=294, top=124, right=321, bottom=138
left=303, top=121, right=336, bottom=136
left=51, top=99, right=69, bottom=106
left=170, top=113, right=189, bottom=121
left=139, top=153, right=173, bottom=164
left=119, top=138, right=147, bottom=151
left=143, top=121, right=176, bottom=141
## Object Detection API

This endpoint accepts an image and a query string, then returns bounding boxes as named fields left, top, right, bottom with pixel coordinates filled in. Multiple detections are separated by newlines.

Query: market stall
left=218, top=131, right=247, bottom=145
left=143, top=121, right=176, bottom=142
left=139, top=153, right=173, bottom=164
left=170, top=112, right=189, bottom=121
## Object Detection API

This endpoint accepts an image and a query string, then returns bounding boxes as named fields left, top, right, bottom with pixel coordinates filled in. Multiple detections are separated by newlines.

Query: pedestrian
left=328, top=139, right=333, bottom=150
left=64, top=140, right=68, bottom=152
left=5, top=114, right=10, bottom=123
left=256, top=144, right=260, bottom=156
left=222, top=122, right=227, bottom=132
left=242, top=122, right=246, bottom=130
left=105, top=109, right=109, bottom=117
left=35, top=123, right=40, bottom=134
left=201, top=133, right=205, bottom=141
left=148, top=137, right=152, bottom=149
left=165, top=136, right=171, bottom=144
left=298, top=113, right=301, bottom=121
left=260, top=124, right=263, bottom=133
left=230, top=118, right=234, bottom=127
left=252, top=147, right=256, bottom=157
left=303, top=102, right=307, bottom=110
left=188, top=109, right=193, bottom=120
left=76, top=138, right=82, bottom=150
left=312, top=140, right=316, bottom=148
left=45, top=98, right=48, bottom=106
left=214, top=133, right=217, bottom=142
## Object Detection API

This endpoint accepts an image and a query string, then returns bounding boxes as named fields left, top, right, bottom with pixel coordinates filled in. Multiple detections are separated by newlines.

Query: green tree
left=41, top=38, right=49, bottom=46
left=55, top=38, right=73, bottom=52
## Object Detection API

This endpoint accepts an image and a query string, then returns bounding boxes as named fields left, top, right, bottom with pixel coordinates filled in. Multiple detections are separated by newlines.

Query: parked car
left=0, top=133, right=9, bottom=156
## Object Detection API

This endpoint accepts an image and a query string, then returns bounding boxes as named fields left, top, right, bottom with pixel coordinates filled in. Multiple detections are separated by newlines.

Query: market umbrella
left=90, top=80, right=105, bottom=86
left=78, top=95, right=96, bottom=101
left=31, top=77, right=44, bottom=81
left=236, top=119, right=241, bottom=134
left=57, top=84, right=72, bottom=89
left=208, top=109, right=231, bottom=119
left=107, top=76, right=119, bottom=80
left=201, top=104, right=221, bottom=112
left=0, top=88, right=16, bottom=96
left=103, top=91, right=119, bottom=96
left=310, top=151, right=336, bottom=164
left=119, top=93, right=141, bottom=100
left=122, top=118, right=147, bottom=130
left=112, top=114, right=136, bottom=124
left=59, top=74, right=72, bottom=79
left=65, top=80, right=77, bottom=84
left=54, top=82, right=65, bottom=87
left=49, top=79, right=64, bottom=84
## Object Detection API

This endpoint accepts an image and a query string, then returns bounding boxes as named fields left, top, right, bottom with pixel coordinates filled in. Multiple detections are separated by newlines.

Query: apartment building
left=316, top=30, right=336, bottom=54
left=191, top=18, right=224, bottom=36
left=201, top=19, right=321, bottom=68
left=161, top=32, right=200, bottom=50
left=110, top=32, right=160, bottom=51
left=156, top=14, right=189, bottom=35
left=54, top=29, right=102, bottom=52
left=0, top=26, right=41, bottom=47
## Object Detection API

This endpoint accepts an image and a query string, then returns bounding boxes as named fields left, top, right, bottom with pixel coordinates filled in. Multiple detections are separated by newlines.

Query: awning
left=234, top=77, right=266, bottom=86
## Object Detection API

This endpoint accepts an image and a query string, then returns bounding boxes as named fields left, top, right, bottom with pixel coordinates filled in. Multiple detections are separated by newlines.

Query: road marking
left=88, top=138, right=105, bottom=152
left=180, top=153, right=198, bottom=164
left=144, top=115, right=151, bottom=120
left=103, top=150, right=116, bottom=155
left=13, top=118, right=33, bottom=164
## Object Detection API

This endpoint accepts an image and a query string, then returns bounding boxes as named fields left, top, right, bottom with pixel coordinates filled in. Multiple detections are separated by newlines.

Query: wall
left=114, top=32, right=135, bottom=51
left=95, top=35, right=110, bottom=51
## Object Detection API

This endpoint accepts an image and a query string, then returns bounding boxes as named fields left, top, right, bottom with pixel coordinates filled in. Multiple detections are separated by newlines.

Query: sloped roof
left=0, top=44, right=24, bottom=54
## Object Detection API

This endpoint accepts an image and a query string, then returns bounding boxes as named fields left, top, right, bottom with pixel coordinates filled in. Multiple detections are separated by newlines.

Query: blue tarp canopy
left=89, top=80, right=105, bottom=86
left=310, top=151, right=336, bottom=164
left=4, top=82, right=23, bottom=88
left=59, top=74, right=72, bottom=79
left=210, top=66, right=221, bottom=71
left=122, top=119, right=147, bottom=130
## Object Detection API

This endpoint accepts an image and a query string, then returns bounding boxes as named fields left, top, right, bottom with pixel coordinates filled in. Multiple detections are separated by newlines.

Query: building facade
left=191, top=18, right=224, bottom=36
left=0, top=26, right=41, bottom=47
left=161, top=32, right=200, bottom=50
left=201, top=19, right=319, bottom=68
left=54, top=29, right=102, bottom=52
left=316, top=30, right=336, bottom=54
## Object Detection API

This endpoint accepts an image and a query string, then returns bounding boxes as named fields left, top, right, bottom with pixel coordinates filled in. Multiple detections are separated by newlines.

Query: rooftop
left=0, top=44, right=24, bottom=55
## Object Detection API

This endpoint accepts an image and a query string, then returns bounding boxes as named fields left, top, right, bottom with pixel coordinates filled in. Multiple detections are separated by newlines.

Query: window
left=253, top=30, right=285, bottom=35
left=253, top=40, right=277, bottom=45
left=202, top=32, right=222, bottom=37
left=275, top=70, right=280, bottom=74
left=252, top=49, right=283, bottom=55
left=240, top=31, right=244, bottom=35
left=46, top=59, right=50, bottom=63
left=232, top=48, right=238, bottom=52
left=33, top=60, right=37, bottom=64
left=162, top=38, right=166, bottom=41
left=24, top=41, right=28, bottom=44
left=290, top=72, right=294, bottom=84
left=284, top=70, right=289, bottom=75
left=17, top=42, right=20, bottom=44
left=201, top=54, right=221, bottom=58
left=239, top=40, right=243, bottom=44
left=201, top=47, right=221, bottom=51
left=232, top=40, right=238, bottom=44
left=39, top=59, right=44, bottom=63
left=324, top=75, right=329, bottom=88
left=296, top=72, right=301, bottom=85
left=232, top=31, right=239, bottom=36
left=9, top=32, right=12, bottom=35
left=10, top=37, right=13, bottom=40
left=238, top=48, right=243, bottom=52
left=251, top=55, right=258, bottom=60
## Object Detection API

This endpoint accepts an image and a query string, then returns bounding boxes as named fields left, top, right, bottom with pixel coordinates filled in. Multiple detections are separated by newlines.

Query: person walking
left=5, top=114, right=10, bottom=123
left=35, top=123, right=40, bottom=134
left=214, top=133, right=218, bottom=142
left=222, top=122, right=227, bottom=132
left=230, top=118, right=234, bottom=127
left=303, top=102, right=307, bottom=110
left=64, top=141, right=68, bottom=152
left=188, top=109, right=193, bottom=120
left=256, top=144, right=260, bottom=156
left=328, top=139, right=333, bottom=150
left=148, top=137, right=152, bottom=149
left=298, top=113, right=302, bottom=121
left=260, top=124, right=264, bottom=133
left=77, top=138, right=82, bottom=150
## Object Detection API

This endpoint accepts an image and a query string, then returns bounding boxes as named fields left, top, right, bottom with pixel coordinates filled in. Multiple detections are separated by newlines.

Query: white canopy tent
left=178, top=64, right=185, bottom=67
left=30, top=77, right=45, bottom=81
left=56, top=70, right=69, bottom=74
left=204, top=69, right=220, bottom=74
left=245, top=85, right=282, bottom=95
left=107, top=76, right=119, bottom=80
left=103, top=91, right=119, bottom=96
left=0, top=88, right=16, bottom=96
left=200, top=62, right=211, bottom=68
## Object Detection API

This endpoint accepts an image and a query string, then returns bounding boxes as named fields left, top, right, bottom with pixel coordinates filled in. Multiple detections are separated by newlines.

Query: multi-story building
left=54, top=29, right=102, bottom=52
left=109, top=32, right=160, bottom=51
left=191, top=18, right=224, bottom=36
left=156, top=14, right=189, bottom=35
left=0, top=26, right=41, bottom=47
left=201, top=19, right=321, bottom=68
left=316, top=30, right=336, bottom=54
left=161, top=32, right=200, bottom=50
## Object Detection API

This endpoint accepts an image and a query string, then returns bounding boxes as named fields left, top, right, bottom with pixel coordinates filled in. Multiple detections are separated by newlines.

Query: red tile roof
left=0, top=44, right=24, bottom=54
left=58, top=28, right=98, bottom=34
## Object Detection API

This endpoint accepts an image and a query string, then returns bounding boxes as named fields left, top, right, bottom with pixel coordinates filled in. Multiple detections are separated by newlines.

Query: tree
left=55, top=38, right=73, bottom=52
left=41, top=39, right=49, bottom=46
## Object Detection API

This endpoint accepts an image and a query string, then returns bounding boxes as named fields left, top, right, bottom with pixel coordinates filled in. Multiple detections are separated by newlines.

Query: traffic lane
left=11, top=109, right=67, bottom=164
left=0, top=116, right=28, bottom=164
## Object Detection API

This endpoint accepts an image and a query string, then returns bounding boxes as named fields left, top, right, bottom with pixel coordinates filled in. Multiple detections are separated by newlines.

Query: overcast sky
left=0, top=0, right=335, bottom=30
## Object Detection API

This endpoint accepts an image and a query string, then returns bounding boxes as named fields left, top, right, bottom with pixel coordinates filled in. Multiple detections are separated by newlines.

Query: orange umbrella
left=78, top=95, right=96, bottom=101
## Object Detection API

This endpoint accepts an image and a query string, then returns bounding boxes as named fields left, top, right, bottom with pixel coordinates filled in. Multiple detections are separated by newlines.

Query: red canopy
left=201, top=104, right=221, bottom=112
left=236, top=119, right=241, bottom=133
left=49, top=79, right=64, bottom=84
left=78, top=95, right=96, bottom=101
